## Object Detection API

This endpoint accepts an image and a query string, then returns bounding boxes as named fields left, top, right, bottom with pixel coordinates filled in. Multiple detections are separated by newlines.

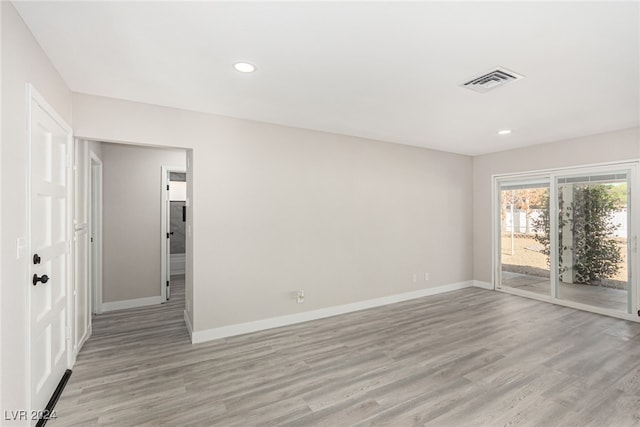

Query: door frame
left=26, top=84, right=74, bottom=412
left=160, top=165, right=186, bottom=302
left=492, top=173, right=550, bottom=295
left=89, top=151, right=103, bottom=314
left=492, top=160, right=640, bottom=322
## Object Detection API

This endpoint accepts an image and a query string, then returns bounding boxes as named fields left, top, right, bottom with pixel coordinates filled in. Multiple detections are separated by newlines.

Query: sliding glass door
left=495, top=163, right=637, bottom=319
left=498, top=180, right=551, bottom=297
left=556, top=172, right=631, bottom=312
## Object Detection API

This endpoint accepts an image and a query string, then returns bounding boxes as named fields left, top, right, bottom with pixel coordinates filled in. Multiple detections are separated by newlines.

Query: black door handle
left=32, top=274, right=49, bottom=286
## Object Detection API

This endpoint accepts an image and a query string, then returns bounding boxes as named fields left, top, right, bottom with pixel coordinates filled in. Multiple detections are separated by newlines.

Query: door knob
left=32, top=274, right=49, bottom=286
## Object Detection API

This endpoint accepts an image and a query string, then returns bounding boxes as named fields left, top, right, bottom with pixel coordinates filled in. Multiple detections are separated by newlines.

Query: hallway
left=51, top=275, right=191, bottom=426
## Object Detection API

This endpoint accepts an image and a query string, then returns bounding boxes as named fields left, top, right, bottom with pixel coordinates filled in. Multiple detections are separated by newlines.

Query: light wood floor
left=51, top=276, right=640, bottom=426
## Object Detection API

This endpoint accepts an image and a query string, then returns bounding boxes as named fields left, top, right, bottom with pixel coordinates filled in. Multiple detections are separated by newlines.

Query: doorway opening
left=86, top=142, right=187, bottom=313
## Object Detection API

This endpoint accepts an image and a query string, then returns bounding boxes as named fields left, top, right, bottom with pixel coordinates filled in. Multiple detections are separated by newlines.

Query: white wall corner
left=472, top=280, right=493, bottom=290
left=101, top=296, right=164, bottom=312
left=71, top=325, right=92, bottom=368
left=191, top=280, right=475, bottom=344
left=184, top=310, right=193, bottom=341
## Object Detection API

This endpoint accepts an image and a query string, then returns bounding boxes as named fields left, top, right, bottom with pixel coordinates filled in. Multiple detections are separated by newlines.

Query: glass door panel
left=556, top=172, right=630, bottom=313
left=499, top=181, right=551, bottom=297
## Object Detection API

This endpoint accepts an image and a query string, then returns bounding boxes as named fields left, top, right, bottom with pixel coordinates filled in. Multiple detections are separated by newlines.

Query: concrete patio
left=500, top=271, right=629, bottom=312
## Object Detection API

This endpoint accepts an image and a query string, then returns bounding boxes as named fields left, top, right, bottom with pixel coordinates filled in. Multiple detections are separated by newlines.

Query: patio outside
left=501, top=234, right=628, bottom=311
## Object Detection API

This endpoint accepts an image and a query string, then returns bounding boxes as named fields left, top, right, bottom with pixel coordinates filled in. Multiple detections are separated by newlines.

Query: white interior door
left=90, top=154, right=103, bottom=314
left=165, top=187, right=171, bottom=300
left=161, top=166, right=185, bottom=302
left=29, top=88, right=72, bottom=413
left=161, top=166, right=171, bottom=301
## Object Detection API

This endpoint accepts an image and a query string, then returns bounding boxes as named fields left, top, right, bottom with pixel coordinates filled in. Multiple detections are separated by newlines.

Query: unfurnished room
left=1, top=1, right=639, bottom=426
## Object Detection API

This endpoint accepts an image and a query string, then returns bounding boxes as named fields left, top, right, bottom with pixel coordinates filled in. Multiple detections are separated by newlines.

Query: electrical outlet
left=425, top=272, right=430, bottom=281
left=297, top=289, right=305, bottom=304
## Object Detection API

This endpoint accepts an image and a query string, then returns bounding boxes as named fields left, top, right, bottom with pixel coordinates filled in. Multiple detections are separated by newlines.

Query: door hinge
left=167, top=184, right=170, bottom=191
left=166, top=233, right=170, bottom=239
left=166, top=280, right=169, bottom=287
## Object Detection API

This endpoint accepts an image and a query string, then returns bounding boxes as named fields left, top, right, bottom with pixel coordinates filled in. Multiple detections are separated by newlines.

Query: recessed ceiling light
left=497, top=129, right=512, bottom=135
left=233, top=62, right=256, bottom=73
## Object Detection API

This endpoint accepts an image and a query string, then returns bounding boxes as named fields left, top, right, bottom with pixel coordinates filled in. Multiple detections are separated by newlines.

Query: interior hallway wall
left=101, top=143, right=186, bottom=303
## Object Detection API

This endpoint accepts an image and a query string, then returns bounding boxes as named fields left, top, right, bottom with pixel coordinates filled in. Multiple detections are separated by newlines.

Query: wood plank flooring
left=51, top=277, right=640, bottom=426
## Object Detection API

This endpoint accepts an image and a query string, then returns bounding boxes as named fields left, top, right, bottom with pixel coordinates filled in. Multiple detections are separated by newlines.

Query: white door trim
left=27, top=84, right=74, bottom=413
left=160, top=165, right=186, bottom=302
left=72, top=139, right=89, bottom=364
left=90, top=151, right=103, bottom=315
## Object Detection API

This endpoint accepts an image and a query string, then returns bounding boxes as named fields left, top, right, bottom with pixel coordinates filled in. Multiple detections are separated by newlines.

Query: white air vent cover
left=461, top=67, right=524, bottom=93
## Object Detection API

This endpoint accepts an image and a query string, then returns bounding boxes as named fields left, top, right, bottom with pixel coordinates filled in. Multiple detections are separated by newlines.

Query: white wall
left=72, top=93, right=474, bottom=334
left=472, top=127, right=640, bottom=283
left=89, top=140, right=103, bottom=159
left=1, top=1, right=73, bottom=420
left=101, top=143, right=186, bottom=303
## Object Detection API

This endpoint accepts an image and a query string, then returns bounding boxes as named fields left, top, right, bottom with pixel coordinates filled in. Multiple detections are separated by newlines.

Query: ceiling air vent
left=461, top=67, right=524, bottom=93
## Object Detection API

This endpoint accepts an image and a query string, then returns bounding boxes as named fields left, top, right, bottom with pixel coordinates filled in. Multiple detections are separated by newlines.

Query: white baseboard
left=102, top=295, right=163, bottom=312
left=184, top=310, right=193, bottom=339
left=191, top=280, right=474, bottom=344
left=76, top=325, right=91, bottom=360
left=70, top=324, right=92, bottom=368
left=472, top=280, right=493, bottom=290
left=78, top=324, right=92, bottom=352
left=170, top=253, right=185, bottom=275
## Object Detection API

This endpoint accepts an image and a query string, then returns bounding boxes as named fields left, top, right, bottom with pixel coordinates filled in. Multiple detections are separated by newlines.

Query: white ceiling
left=13, top=1, right=640, bottom=156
